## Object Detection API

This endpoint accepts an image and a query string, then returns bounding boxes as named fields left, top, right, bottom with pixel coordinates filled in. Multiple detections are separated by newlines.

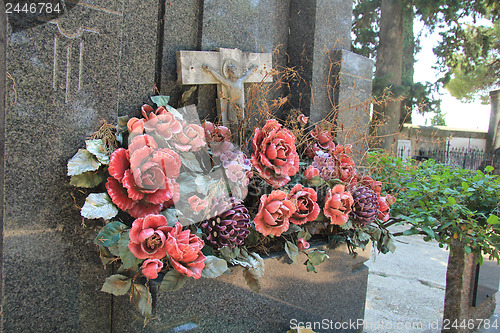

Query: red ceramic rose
left=254, top=190, right=296, bottom=237
left=377, top=196, right=390, bottom=222
left=142, top=259, right=164, bottom=279
left=298, top=238, right=310, bottom=251
left=324, top=184, right=354, bottom=225
left=304, top=127, right=338, bottom=158
left=172, top=122, right=206, bottom=152
left=378, top=194, right=395, bottom=222
left=106, top=135, right=181, bottom=218
left=203, top=121, right=231, bottom=143
left=128, top=104, right=174, bottom=135
left=304, top=165, right=320, bottom=180
left=144, top=111, right=183, bottom=140
left=128, top=214, right=171, bottom=259
left=311, top=125, right=335, bottom=150
left=358, top=175, right=382, bottom=195
left=297, top=114, right=309, bottom=126
left=287, top=184, right=320, bottom=225
left=188, top=195, right=209, bottom=213
left=165, top=222, right=206, bottom=279
left=251, top=119, right=299, bottom=187
left=336, top=153, right=357, bottom=185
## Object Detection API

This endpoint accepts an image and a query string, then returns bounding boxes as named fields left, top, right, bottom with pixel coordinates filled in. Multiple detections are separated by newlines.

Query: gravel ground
left=363, top=225, right=500, bottom=333
left=363, top=226, right=449, bottom=333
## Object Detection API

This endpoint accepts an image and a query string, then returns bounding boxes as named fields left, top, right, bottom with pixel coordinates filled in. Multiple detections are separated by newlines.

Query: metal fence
left=397, top=142, right=493, bottom=171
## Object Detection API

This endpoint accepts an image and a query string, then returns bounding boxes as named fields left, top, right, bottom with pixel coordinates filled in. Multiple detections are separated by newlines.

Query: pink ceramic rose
left=298, top=238, right=310, bottom=251
left=297, top=114, right=309, bottom=126
left=251, top=119, right=299, bottom=188
left=324, top=184, right=354, bottom=225
left=127, top=104, right=177, bottom=135
left=188, top=195, right=209, bottom=213
left=172, top=122, right=206, bottom=152
left=106, top=135, right=181, bottom=218
left=141, top=259, right=164, bottom=279
left=378, top=194, right=395, bottom=222
left=254, top=190, right=296, bottom=237
left=144, top=111, right=183, bottom=140
left=203, top=121, right=231, bottom=142
left=287, top=184, right=320, bottom=225
left=304, top=165, right=320, bottom=180
left=165, top=222, right=206, bottom=279
left=128, top=215, right=171, bottom=259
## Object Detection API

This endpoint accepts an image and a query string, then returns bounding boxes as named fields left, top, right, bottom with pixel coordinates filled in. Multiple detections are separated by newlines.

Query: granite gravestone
left=2, top=1, right=158, bottom=331
left=115, top=0, right=373, bottom=332
left=3, top=0, right=375, bottom=332
left=113, top=244, right=371, bottom=333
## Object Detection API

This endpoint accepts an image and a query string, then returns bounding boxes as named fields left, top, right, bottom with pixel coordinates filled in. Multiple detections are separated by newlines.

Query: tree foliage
left=367, top=151, right=500, bottom=263
left=353, top=0, right=500, bottom=127
left=439, top=21, right=500, bottom=103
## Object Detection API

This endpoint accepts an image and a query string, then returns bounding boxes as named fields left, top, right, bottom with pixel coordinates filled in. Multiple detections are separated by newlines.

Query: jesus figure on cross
left=201, top=62, right=257, bottom=127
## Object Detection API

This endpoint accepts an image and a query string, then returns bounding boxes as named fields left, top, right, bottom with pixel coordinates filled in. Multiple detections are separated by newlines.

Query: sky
left=411, top=20, right=492, bottom=131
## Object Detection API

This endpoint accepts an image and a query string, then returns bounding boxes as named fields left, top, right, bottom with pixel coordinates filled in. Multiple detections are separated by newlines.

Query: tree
left=437, top=21, right=500, bottom=103
left=352, top=0, right=500, bottom=150
left=370, top=0, right=404, bottom=151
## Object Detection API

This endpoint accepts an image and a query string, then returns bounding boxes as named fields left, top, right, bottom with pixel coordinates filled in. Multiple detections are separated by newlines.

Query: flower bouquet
left=67, top=95, right=396, bottom=318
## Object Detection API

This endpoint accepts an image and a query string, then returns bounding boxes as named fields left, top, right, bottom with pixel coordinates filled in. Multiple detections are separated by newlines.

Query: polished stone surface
left=334, top=50, right=374, bottom=159
left=287, top=0, right=353, bottom=123
left=161, top=0, right=203, bottom=108
left=114, top=243, right=370, bottom=333
left=163, top=0, right=290, bottom=120
left=2, top=1, right=158, bottom=331
left=3, top=0, right=376, bottom=331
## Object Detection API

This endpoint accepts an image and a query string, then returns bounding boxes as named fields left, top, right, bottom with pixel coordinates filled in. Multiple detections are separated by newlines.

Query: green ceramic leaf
left=357, top=231, right=370, bottom=242
left=179, top=152, right=204, bottom=173
left=70, top=171, right=105, bottom=188
left=131, top=284, right=152, bottom=317
left=176, top=173, right=199, bottom=195
left=86, top=139, right=110, bottom=165
left=179, top=86, right=197, bottom=105
left=117, top=115, right=129, bottom=127
left=160, top=208, right=180, bottom=227
left=159, top=270, right=188, bottom=292
left=307, top=250, right=329, bottom=266
left=118, top=231, right=143, bottom=269
left=201, top=256, right=228, bottom=278
left=308, top=176, right=325, bottom=187
left=285, top=241, right=299, bottom=263
left=81, top=193, right=118, bottom=220
left=297, top=229, right=312, bottom=242
left=101, top=274, right=132, bottom=296
left=242, top=267, right=261, bottom=293
left=94, top=220, right=127, bottom=247
left=67, top=149, right=101, bottom=176
left=116, top=115, right=130, bottom=144
left=98, top=245, right=115, bottom=265
left=151, top=95, right=170, bottom=107
left=166, top=105, right=184, bottom=121
left=305, top=260, right=317, bottom=273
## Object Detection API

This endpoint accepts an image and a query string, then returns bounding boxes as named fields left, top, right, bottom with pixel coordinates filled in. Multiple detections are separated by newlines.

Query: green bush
left=367, top=150, right=500, bottom=263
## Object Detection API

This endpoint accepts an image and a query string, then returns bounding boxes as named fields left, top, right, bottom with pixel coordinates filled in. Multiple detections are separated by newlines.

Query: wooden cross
left=177, top=48, right=272, bottom=129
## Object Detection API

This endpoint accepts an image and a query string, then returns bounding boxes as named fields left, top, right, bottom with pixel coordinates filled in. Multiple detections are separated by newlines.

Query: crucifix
left=177, top=48, right=272, bottom=133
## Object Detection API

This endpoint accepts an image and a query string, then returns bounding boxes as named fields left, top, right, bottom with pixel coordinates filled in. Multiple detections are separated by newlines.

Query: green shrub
left=368, top=150, right=500, bottom=263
